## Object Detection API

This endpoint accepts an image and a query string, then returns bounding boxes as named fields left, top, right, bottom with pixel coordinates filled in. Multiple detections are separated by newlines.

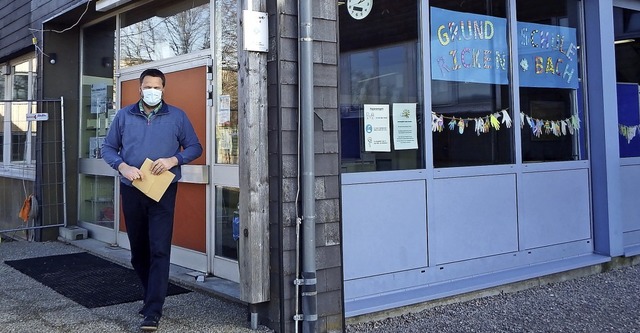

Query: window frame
left=427, top=0, right=588, bottom=171
left=0, top=53, right=38, bottom=180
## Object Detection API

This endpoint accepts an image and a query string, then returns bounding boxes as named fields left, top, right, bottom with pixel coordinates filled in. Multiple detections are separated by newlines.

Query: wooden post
left=237, top=0, right=270, bottom=304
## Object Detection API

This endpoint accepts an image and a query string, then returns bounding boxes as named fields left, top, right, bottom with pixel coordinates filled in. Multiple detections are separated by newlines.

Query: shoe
left=140, top=316, right=160, bottom=332
left=138, top=308, right=144, bottom=318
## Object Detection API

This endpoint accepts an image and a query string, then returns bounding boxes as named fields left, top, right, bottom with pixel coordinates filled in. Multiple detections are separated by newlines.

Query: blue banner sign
left=430, top=7, right=578, bottom=89
left=518, top=22, right=578, bottom=88
left=431, top=7, right=509, bottom=85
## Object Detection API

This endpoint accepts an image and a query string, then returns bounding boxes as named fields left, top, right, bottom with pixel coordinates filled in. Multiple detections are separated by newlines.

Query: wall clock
left=347, top=0, right=373, bottom=20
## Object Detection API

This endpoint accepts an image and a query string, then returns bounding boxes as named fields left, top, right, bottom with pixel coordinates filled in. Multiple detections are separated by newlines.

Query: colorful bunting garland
left=431, top=110, right=512, bottom=135
left=431, top=109, right=581, bottom=137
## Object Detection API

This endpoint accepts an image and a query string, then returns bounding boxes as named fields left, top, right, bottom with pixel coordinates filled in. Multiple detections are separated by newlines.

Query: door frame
left=115, top=49, right=242, bottom=282
left=115, top=50, right=214, bottom=274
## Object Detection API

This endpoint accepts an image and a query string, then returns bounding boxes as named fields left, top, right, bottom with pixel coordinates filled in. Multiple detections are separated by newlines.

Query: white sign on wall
left=243, top=10, right=269, bottom=52
left=26, top=113, right=49, bottom=121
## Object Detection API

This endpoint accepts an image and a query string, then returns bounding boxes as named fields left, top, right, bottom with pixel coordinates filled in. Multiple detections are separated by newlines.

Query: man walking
left=102, top=68, right=202, bottom=331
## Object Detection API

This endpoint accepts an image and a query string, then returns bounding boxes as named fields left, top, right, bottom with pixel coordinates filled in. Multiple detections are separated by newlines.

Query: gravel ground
left=3, top=238, right=639, bottom=333
left=0, top=239, right=273, bottom=333
left=346, top=264, right=640, bottom=333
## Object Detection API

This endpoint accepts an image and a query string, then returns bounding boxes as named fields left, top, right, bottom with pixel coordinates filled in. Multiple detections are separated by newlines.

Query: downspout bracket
left=293, top=314, right=318, bottom=321
left=293, top=277, right=317, bottom=286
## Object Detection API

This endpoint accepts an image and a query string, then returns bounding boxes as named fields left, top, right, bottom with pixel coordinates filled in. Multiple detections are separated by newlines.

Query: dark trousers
left=120, top=182, right=178, bottom=318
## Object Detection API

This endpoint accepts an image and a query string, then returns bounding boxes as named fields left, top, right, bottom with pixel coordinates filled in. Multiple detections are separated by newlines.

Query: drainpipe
left=299, top=0, right=317, bottom=331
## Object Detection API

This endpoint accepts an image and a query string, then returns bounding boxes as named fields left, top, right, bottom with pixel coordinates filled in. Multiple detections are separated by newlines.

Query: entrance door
left=116, top=52, right=211, bottom=273
left=209, top=0, right=241, bottom=282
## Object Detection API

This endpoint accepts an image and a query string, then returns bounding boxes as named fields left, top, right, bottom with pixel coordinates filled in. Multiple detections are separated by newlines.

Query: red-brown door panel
left=119, top=66, right=207, bottom=253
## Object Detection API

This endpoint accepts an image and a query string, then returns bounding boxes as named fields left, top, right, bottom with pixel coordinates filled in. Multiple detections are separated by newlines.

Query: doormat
left=4, top=252, right=191, bottom=308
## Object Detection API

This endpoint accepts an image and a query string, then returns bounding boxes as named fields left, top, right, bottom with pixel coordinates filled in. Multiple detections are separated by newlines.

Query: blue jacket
left=101, top=101, right=203, bottom=186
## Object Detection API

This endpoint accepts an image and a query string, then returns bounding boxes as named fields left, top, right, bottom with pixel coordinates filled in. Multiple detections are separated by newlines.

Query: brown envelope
left=132, top=158, right=175, bottom=202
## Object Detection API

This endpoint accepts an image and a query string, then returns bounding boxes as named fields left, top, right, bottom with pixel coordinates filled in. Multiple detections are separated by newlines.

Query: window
left=429, top=0, right=586, bottom=167
left=339, top=0, right=424, bottom=173
left=119, top=0, right=210, bottom=68
left=215, top=0, right=239, bottom=165
left=215, top=186, right=239, bottom=260
left=78, top=18, right=117, bottom=229
left=430, top=1, right=512, bottom=167
left=1, top=56, right=37, bottom=168
left=615, top=7, right=640, bottom=158
left=13, top=64, right=30, bottom=101
left=517, top=0, right=586, bottom=162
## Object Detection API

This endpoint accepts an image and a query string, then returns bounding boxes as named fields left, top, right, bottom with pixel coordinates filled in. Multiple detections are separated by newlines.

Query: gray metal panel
left=623, top=230, right=640, bottom=248
left=620, top=165, right=640, bottom=233
left=179, top=164, right=209, bottom=184
left=518, top=169, right=591, bottom=249
left=345, top=253, right=609, bottom=317
left=95, top=0, right=133, bottom=12
left=344, top=239, right=594, bottom=301
left=341, top=168, right=427, bottom=185
left=430, top=174, right=518, bottom=265
left=78, top=158, right=117, bottom=176
left=342, top=180, right=427, bottom=280
left=614, top=0, right=640, bottom=11
left=79, top=158, right=209, bottom=184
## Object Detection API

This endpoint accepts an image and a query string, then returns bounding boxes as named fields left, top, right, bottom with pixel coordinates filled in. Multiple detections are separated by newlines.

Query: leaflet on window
left=392, top=103, right=418, bottom=150
left=363, top=104, right=391, bottom=152
left=218, top=95, right=231, bottom=125
left=91, top=83, right=107, bottom=114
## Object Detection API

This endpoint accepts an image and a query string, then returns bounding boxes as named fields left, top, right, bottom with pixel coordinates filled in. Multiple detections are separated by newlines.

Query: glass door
left=211, top=0, right=241, bottom=282
left=114, top=0, right=225, bottom=275
left=112, top=0, right=241, bottom=281
left=78, top=17, right=118, bottom=244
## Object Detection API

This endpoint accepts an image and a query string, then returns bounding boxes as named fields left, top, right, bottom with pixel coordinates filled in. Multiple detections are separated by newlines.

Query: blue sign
left=430, top=7, right=509, bottom=85
left=517, top=22, right=578, bottom=89
left=430, top=7, right=579, bottom=89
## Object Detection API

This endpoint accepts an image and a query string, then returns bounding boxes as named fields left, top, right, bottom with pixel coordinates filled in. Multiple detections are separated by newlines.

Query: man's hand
left=118, top=163, right=143, bottom=182
left=150, top=157, right=178, bottom=175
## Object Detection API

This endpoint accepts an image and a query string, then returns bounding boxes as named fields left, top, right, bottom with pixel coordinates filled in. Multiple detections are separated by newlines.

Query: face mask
left=142, top=88, right=162, bottom=106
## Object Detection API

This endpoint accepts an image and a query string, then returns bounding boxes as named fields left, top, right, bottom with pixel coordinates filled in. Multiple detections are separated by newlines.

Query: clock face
left=347, top=0, right=373, bottom=20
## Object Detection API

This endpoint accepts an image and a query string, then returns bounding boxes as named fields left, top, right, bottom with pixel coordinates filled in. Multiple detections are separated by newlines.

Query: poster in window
left=429, top=7, right=578, bottom=89
left=392, top=103, right=418, bottom=150
left=430, top=7, right=509, bottom=85
left=91, top=84, right=107, bottom=114
left=517, top=22, right=578, bottom=89
left=363, top=104, right=391, bottom=152
left=218, top=95, right=231, bottom=125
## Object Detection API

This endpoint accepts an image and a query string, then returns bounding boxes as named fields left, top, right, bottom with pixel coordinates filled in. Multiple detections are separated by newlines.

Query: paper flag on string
left=431, top=108, right=580, bottom=137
